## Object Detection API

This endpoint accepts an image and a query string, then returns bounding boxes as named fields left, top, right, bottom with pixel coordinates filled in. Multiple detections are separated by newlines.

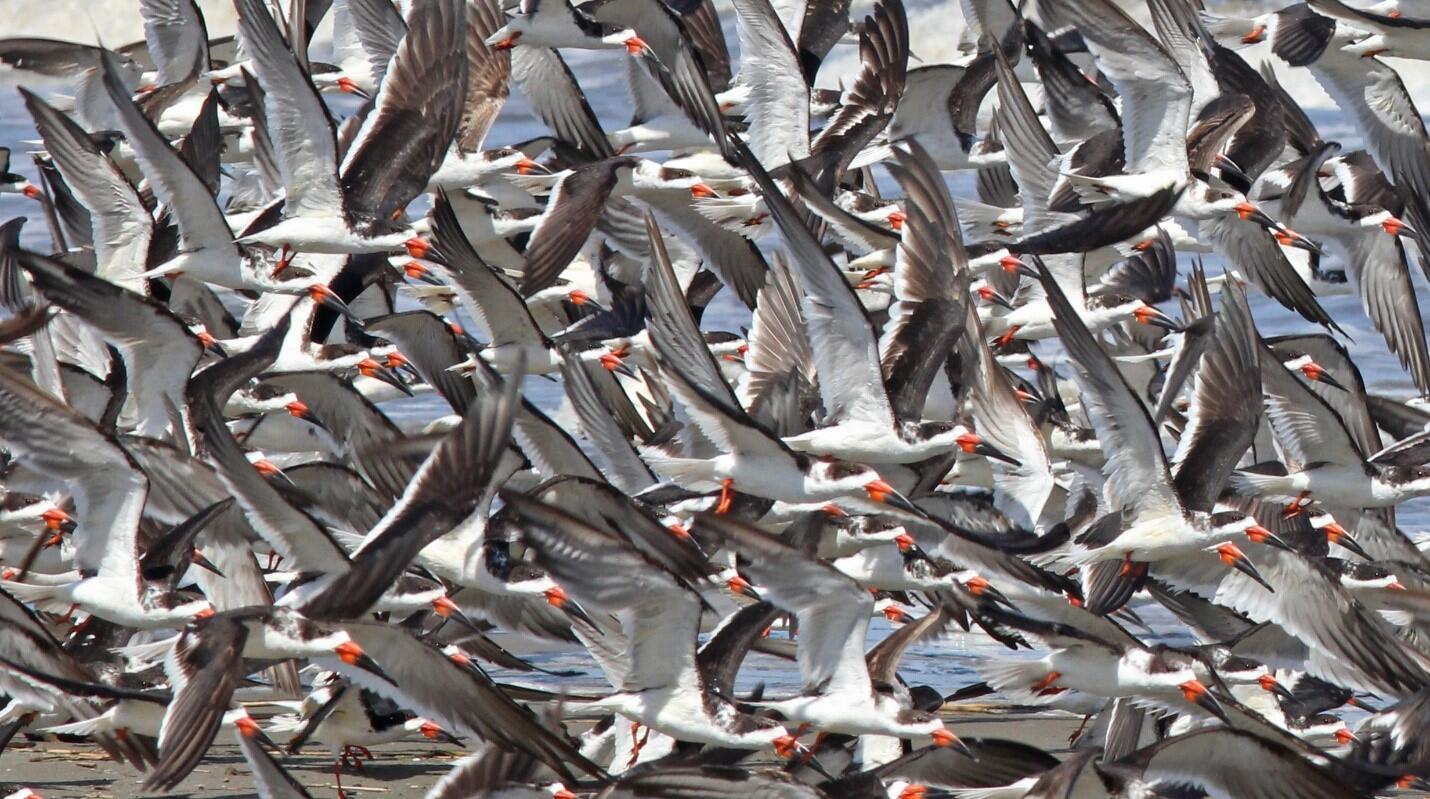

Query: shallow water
left=0, top=12, right=1427, bottom=695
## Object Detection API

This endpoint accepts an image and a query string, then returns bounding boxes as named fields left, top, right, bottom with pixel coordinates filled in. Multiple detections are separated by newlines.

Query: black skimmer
left=1229, top=342, right=1430, bottom=511
left=0, top=590, right=158, bottom=769
left=1, top=0, right=1429, bottom=793
left=486, top=0, right=648, bottom=53
left=313, top=0, right=407, bottom=97
left=139, top=606, right=390, bottom=793
left=275, top=673, right=460, bottom=796
left=693, top=513, right=967, bottom=749
left=1262, top=3, right=1430, bottom=264
left=0, top=148, right=39, bottom=200
left=514, top=157, right=717, bottom=298
left=731, top=138, right=1014, bottom=468
left=233, top=0, right=467, bottom=259
left=502, top=493, right=805, bottom=755
left=0, top=359, right=218, bottom=628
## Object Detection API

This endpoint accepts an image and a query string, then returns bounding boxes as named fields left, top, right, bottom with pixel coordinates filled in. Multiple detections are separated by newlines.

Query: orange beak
left=690, top=183, right=718, bottom=199
left=865, top=479, right=896, bottom=503
left=194, top=606, right=216, bottom=620
left=894, top=532, right=916, bottom=552
left=1215, top=542, right=1245, bottom=566
left=1335, top=728, right=1358, bottom=746
left=285, top=399, right=310, bottom=418
left=667, top=523, right=690, bottom=540
left=887, top=210, right=907, bottom=231
left=1245, top=524, right=1273, bottom=544
left=772, top=734, right=799, bottom=759
left=544, top=585, right=568, bottom=608
left=308, top=284, right=336, bottom=304
left=420, top=721, right=442, bottom=739
left=235, top=715, right=261, bottom=738
left=1242, top=23, right=1266, bottom=44
left=882, top=604, right=906, bottom=622
left=1383, top=217, right=1408, bottom=237
left=336, top=76, right=359, bottom=94
left=357, top=357, right=382, bottom=377
left=253, top=459, right=282, bottom=477
left=431, top=596, right=458, bottom=618
left=41, top=508, right=71, bottom=531
left=515, top=158, right=540, bottom=175
left=930, top=728, right=959, bottom=748
left=335, top=640, right=365, bottom=665
left=955, top=432, right=981, bottom=454
left=405, top=237, right=430, bottom=259
left=727, top=575, right=753, bottom=595
left=898, top=785, right=928, bottom=799
left=404, top=261, right=429, bottom=279
left=568, top=288, right=590, bottom=305
left=1179, top=679, right=1209, bottom=703
left=965, top=576, right=991, bottom=596
left=1234, top=201, right=1257, bottom=221
left=492, top=32, right=521, bottom=50
left=21, top=185, right=41, bottom=200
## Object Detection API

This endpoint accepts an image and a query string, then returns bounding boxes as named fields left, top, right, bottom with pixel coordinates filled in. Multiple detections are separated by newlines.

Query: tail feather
left=1198, top=12, right=1260, bottom=47
left=638, top=453, right=719, bottom=491
left=1226, top=469, right=1293, bottom=497
left=974, top=659, right=1054, bottom=701
left=0, top=581, right=71, bottom=615
left=40, top=713, right=109, bottom=737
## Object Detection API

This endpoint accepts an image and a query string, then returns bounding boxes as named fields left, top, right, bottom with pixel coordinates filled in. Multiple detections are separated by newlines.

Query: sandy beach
left=0, top=709, right=1088, bottom=798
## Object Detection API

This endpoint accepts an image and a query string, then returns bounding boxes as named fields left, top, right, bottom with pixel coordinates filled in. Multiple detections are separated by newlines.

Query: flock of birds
left=4, top=0, right=1430, bottom=796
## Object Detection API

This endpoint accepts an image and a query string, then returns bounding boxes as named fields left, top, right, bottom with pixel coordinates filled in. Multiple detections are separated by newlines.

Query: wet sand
left=0, top=708, right=1087, bottom=798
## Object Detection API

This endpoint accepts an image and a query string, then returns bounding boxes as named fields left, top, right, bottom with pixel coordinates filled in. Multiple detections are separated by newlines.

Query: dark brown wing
left=681, top=0, right=733, bottom=92
left=880, top=139, right=970, bottom=422
left=300, top=370, right=519, bottom=620
left=456, top=0, right=511, bottom=154
left=520, top=160, right=623, bottom=297
left=341, top=0, right=468, bottom=232
left=1186, top=92, right=1255, bottom=178
left=810, top=0, right=908, bottom=182
left=1170, top=278, right=1261, bottom=513
left=143, top=615, right=251, bottom=792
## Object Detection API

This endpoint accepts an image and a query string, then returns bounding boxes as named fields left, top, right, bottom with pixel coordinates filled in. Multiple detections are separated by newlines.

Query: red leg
left=334, top=757, right=347, bottom=799
left=1068, top=714, right=1092, bottom=745
left=626, top=722, right=650, bottom=767
left=715, top=478, right=734, bottom=515
left=1282, top=491, right=1311, bottom=518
